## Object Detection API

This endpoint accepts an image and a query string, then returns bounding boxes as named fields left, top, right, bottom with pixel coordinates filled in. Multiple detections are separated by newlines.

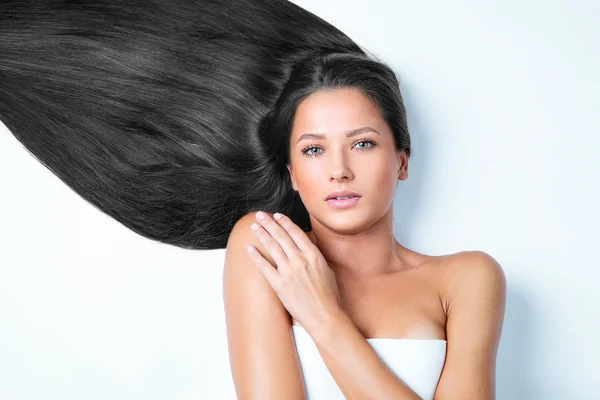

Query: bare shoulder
left=223, top=211, right=306, bottom=399
left=418, top=249, right=504, bottom=283
left=229, top=210, right=274, bottom=235
left=227, top=211, right=289, bottom=267
left=443, top=250, right=506, bottom=291
left=418, top=250, right=506, bottom=312
left=228, top=211, right=274, bottom=254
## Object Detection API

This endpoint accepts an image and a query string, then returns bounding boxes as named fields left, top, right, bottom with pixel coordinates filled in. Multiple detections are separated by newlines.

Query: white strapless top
left=292, top=325, right=447, bottom=400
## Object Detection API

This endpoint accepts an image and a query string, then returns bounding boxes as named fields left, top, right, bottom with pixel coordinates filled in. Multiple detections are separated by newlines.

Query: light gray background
left=1, top=0, right=598, bottom=398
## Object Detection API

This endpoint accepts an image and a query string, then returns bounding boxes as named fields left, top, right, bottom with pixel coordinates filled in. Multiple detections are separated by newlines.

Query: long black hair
left=0, top=0, right=411, bottom=250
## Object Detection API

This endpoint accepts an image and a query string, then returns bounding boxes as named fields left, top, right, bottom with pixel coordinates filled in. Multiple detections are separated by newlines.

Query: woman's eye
left=303, top=147, right=322, bottom=157
left=355, top=140, right=375, bottom=150
left=301, top=139, right=377, bottom=158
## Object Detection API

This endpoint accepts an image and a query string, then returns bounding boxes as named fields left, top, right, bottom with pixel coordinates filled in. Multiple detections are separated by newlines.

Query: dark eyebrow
left=295, top=126, right=381, bottom=144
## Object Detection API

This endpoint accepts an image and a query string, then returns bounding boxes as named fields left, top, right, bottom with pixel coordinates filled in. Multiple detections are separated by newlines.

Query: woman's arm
left=309, top=308, right=423, bottom=399
left=433, top=251, right=506, bottom=399
left=223, top=212, right=306, bottom=399
left=305, top=251, right=506, bottom=400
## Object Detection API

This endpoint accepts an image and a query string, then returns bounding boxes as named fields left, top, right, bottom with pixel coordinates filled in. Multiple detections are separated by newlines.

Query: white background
left=1, top=0, right=598, bottom=398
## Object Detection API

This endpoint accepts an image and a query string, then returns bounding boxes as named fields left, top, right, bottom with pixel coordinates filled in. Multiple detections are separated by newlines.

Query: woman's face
left=286, top=87, right=408, bottom=234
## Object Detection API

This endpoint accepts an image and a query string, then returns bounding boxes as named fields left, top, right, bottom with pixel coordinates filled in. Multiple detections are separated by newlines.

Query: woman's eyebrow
left=295, top=126, right=381, bottom=144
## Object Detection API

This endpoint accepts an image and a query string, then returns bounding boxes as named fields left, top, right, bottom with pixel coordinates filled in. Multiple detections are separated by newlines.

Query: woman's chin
left=321, top=216, right=373, bottom=236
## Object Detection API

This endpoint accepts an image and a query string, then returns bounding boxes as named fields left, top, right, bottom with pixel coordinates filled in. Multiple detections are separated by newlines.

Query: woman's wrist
left=305, top=305, right=352, bottom=345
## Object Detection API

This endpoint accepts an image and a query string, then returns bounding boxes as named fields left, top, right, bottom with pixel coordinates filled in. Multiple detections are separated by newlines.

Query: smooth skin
left=223, top=87, right=506, bottom=399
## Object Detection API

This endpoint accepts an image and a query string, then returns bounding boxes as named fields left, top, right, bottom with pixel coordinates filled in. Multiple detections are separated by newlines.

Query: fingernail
left=256, top=211, right=265, bottom=220
left=251, top=223, right=259, bottom=231
left=274, top=213, right=281, bottom=220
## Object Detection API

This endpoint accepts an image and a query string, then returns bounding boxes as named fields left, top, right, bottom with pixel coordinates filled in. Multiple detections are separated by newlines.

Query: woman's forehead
left=292, top=88, right=383, bottom=137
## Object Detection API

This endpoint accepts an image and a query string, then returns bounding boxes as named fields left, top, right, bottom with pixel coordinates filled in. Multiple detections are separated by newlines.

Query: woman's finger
left=254, top=211, right=301, bottom=259
left=250, top=221, right=289, bottom=270
left=272, top=213, right=318, bottom=253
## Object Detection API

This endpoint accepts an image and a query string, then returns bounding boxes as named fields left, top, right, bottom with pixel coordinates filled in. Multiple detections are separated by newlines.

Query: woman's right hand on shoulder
left=223, top=211, right=307, bottom=400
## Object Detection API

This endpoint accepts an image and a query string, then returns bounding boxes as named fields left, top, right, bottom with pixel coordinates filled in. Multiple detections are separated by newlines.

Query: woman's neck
left=309, top=217, right=412, bottom=280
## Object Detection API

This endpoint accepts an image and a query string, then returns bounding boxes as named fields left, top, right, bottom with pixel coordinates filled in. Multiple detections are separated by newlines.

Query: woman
left=0, top=0, right=506, bottom=398
left=223, top=71, right=506, bottom=399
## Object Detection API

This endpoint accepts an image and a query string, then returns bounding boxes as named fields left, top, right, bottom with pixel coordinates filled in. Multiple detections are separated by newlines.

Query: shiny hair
left=0, top=0, right=410, bottom=249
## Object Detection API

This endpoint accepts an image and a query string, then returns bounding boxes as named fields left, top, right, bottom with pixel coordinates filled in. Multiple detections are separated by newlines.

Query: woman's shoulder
left=443, top=250, right=504, bottom=279
left=431, top=250, right=506, bottom=301
left=410, top=250, right=505, bottom=299
left=226, top=211, right=277, bottom=266
left=228, top=211, right=274, bottom=239
left=417, top=249, right=502, bottom=273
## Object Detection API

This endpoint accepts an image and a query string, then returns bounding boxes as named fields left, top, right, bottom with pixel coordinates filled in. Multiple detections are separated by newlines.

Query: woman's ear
left=397, top=151, right=409, bottom=180
left=286, top=163, right=298, bottom=191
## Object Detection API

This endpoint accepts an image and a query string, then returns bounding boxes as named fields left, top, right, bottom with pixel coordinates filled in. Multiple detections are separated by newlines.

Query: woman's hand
left=247, top=211, right=342, bottom=334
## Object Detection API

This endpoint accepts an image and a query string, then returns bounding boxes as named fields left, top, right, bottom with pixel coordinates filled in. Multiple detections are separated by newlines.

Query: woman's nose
left=329, top=160, right=353, bottom=181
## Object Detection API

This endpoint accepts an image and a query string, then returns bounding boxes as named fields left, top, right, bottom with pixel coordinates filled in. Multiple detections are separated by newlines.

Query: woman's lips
left=325, top=196, right=361, bottom=209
